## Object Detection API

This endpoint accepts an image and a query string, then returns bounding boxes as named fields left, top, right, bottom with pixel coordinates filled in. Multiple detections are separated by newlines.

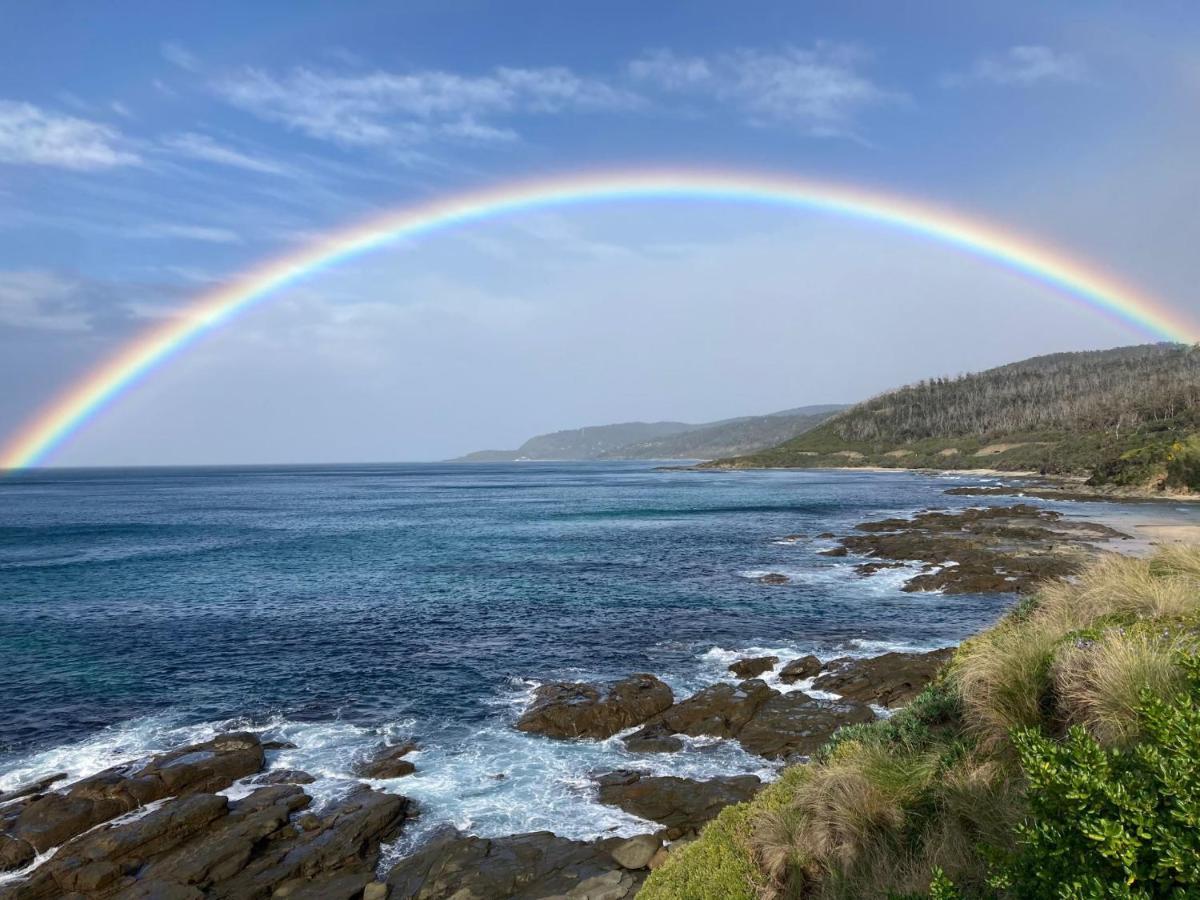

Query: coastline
left=1, top=464, right=1196, bottom=899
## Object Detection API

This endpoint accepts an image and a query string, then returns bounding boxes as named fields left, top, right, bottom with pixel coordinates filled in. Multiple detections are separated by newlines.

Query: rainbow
left=2, top=168, right=1197, bottom=470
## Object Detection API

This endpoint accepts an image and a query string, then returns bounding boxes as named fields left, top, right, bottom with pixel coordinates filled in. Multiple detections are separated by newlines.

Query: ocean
left=0, top=461, right=1177, bottom=855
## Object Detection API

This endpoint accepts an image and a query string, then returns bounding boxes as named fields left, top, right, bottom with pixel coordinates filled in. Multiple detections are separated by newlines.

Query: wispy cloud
left=213, top=64, right=641, bottom=148
left=125, top=222, right=242, bottom=243
left=0, top=270, right=90, bottom=331
left=161, top=41, right=201, bottom=72
left=944, top=45, right=1087, bottom=87
left=0, top=100, right=140, bottom=170
left=628, top=44, right=900, bottom=137
left=163, top=131, right=291, bottom=175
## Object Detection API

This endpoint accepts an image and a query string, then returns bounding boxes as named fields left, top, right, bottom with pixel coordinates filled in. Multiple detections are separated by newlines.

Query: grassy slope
left=640, top=546, right=1200, bottom=899
left=710, top=344, right=1200, bottom=490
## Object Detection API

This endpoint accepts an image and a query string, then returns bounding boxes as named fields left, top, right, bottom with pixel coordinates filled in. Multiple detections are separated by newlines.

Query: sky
left=1, top=1, right=1199, bottom=465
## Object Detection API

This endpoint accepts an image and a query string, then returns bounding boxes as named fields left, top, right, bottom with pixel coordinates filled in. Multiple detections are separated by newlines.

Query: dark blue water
left=0, top=461, right=1105, bottom=843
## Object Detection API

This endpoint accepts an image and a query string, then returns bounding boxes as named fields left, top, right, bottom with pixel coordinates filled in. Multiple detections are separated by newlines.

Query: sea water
left=0, top=462, right=1173, bottom=855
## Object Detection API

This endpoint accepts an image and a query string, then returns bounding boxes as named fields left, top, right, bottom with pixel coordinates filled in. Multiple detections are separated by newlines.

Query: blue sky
left=2, top=2, right=1199, bottom=464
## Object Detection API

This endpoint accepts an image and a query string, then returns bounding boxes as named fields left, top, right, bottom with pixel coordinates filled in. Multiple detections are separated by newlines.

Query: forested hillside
left=714, top=343, right=1200, bottom=490
left=598, top=405, right=844, bottom=460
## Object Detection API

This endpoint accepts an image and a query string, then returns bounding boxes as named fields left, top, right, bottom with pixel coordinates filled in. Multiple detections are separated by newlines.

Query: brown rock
left=516, top=675, right=673, bottom=740
left=0, top=774, right=67, bottom=806
left=735, top=693, right=875, bottom=759
left=620, top=723, right=683, bottom=754
left=354, top=742, right=418, bottom=779
left=778, top=655, right=822, bottom=684
left=610, top=833, right=661, bottom=870
left=595, top=772, right=761, bottom=840
left=384, top=828, right=644, bottom=899
left=7, top=732, right=264, bottom=854
left=811, top=648, right=954, bottom=708
left=248, top=769, right=316, bottom=786
left=727, top=656, right=778, bottom=679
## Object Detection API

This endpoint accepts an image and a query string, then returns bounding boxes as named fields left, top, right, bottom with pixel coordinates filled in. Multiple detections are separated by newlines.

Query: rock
left=610, top=834, right=661, bottom=869
left=210, top=785, right=409, bottom=898
left=728, top=656, right=778, bottom=679
left=595, top=772, right=760, bottom=840
left=354, top=742, right=418, bottom=779
left=647, top=847, right=670, bottom=870
left=0, top=740, right=410, bottom=900
left=384, top=828, right=644, bottom=899
left=778, top=655, right=822, bottom=684
left=620, top=723, right=683, bottom=754
left=817, top=532, right=836, bottom=539
left=811, top=649, right=954, bottom=708
left=248, top=769, right=316, bottom=786
left=4, top=732, right=264, bottom=854
left=0, top=832, right=35, bottom=872
left=516, top=674, right=673, bottom=740
left=650, top=679, right=775, bottom=739
left=735, top=693, right=875, bottom=759
left=562, top=868, right=637, bottom=899
left=0, top=773, right=67, bottom=806
left=363, top=881, right=389, bottom=900
left=752, top=573, right=790, bottom=585
left=818, top=546, right=848, bottom=557
left=272, top=870, right=373, bottom=899
left=261, top=741, right=298, bottom=751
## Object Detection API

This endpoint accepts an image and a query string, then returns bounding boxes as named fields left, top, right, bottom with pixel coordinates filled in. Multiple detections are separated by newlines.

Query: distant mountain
left=454, top=421, right=695, bottom=462
left=598, top=405, right=846, bottom=460
left=709, top=343, right=1200, bottom=491
left=451, top=404, right=846, bottom=462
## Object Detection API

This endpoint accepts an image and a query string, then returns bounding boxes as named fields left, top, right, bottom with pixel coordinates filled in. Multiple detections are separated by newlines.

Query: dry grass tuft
left=1053, top=627, right=1194, bottom=746
left=953, top=621, right=1059, bottom=749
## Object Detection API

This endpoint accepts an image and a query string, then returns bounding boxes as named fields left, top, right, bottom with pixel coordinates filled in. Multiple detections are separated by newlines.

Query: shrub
left=1164, top=435, right=1200, bottom=492
left=1000, top=654, right=1200, bottom=898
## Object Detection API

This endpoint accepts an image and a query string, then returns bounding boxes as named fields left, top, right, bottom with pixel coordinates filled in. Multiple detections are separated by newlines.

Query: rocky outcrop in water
left=837, top=504, right=1128, bottom=594
left=778, top=655, right=822, bottom=683
left=384, top=827, right=647, bottom=899
left=354, top=742, right=418, bottom=779
left=727, top=656, right=778, bottom=679
left=516, top=674, right=673, bottom=740
left=812, top=649, right=954, bottom=708
left=595, top=771, right=761, bottom=840
left=620, top=677, right=875, bottom=760
left=0, top=733, right=411, bottom=899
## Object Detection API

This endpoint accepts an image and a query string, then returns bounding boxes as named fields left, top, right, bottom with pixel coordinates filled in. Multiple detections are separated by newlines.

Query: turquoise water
left=0, top=461, right=1160, bottom=846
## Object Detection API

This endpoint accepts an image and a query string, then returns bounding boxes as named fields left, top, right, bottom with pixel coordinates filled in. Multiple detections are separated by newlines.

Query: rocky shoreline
left=0, top=499, right=1142, bottom=899
left=0, top=645, right=955, bottom=900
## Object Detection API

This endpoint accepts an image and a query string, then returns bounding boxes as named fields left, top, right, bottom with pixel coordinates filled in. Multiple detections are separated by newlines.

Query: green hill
left=452, top=404, right=845, bottom=462
left=710, top=343, right=1200, bottom=491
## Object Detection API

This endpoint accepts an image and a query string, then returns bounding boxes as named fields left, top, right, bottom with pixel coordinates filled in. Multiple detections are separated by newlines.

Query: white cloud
left=213, top=64, right=641, bottom=147
left=946, top=45, right=1087, bottom=87
left=163, top=131, right=291, bottom=175
left=126, top=222, right=242, bottom=243
left=628, top=44, right=898, bottom=136
left=0, top=100, right=140, bottom=170
left=0, top=270, right=90, bottom=331
left=161, top=41, right=201, bottom=72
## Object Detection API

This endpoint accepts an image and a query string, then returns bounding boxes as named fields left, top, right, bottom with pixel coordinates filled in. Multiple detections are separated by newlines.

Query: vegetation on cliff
left=639, top=545, right=1200, bottom=899
left=452, top=405, right=844, bottom=461
left=712, top=343, right=1200, bottom=492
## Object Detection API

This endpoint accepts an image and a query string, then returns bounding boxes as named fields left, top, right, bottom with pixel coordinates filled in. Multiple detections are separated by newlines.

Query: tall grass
left=715, top=546, right=1200, bottom=900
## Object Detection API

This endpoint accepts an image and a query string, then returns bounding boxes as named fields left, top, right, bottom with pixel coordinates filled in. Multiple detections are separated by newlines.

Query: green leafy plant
left=1000, top=655, right=1200, bottom=898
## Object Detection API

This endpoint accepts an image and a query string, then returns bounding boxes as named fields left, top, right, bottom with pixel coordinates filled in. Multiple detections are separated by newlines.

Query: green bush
left=1165, top=436, right=1200, bottom=492
left=999, top=655, right=1200, bottom=898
